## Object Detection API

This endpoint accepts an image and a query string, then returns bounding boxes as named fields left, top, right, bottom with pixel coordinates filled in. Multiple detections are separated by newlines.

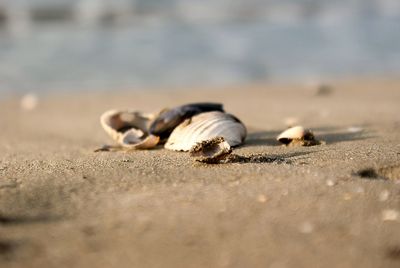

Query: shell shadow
left=312, top=125, right=374, bottom=144
left=244, top=130, right=282, bottom=147
left=318, top=131, right=373, bottom=144
left=0, top=214, right=62, bottom=225
left=0, top=239, right=20, bottom=258
left=226, top=150, right=316, bottom=164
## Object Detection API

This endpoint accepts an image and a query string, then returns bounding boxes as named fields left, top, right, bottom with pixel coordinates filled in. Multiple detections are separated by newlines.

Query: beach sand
left=1, top=78, right=400, bottom=267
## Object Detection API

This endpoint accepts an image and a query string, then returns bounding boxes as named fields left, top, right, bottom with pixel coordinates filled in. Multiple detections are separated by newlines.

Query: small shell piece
left=165, top=111, right=247, bottom=151
left=277, top=126, right=319, bottom=146
left=100, top=109, right=159, bottom=149
left=20, top=93, right=39, bottom=111
left=189, top=136, right=232, bottom=163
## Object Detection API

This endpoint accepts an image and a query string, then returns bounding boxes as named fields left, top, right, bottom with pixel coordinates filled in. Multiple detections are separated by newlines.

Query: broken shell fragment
left=149, top=102, right=224, bottom=139
left=165, top=111, right=247, bottom=151
left=277, top=126, right=319, bottom=146
left=189, top=136, right=232, bottom=163
left=100, top=109, right=159, bottom=149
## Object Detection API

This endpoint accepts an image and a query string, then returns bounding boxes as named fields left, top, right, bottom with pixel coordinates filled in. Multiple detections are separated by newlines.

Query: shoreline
left=1, top=74, right=400, bottom=99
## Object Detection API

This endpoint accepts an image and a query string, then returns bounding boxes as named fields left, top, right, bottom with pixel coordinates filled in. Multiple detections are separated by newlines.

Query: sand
left=1, top=78, right=400, bottom=268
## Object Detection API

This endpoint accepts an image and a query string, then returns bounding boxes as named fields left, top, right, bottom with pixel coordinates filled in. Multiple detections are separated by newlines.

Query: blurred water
left=0, top=1, right=400, bottom=93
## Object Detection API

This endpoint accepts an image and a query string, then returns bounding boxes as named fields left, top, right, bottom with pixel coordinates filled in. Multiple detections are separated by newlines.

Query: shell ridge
left=165, top=111, right=246, bottom=151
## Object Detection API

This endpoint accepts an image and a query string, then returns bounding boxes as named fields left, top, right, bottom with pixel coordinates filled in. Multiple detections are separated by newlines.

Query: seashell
left=100, top=109, right=159, bottom=149
left=189, top=136, right=232, bottom=163
left=277, top=126, right=319, bottom=146
left=149, top=102, right=224, bottom=139
left=283, top=116, right=300, bottom=127
left=20, top=93, right=39, bottom=111
left=315, top=84, right=333, bottom=96
left=165, top=111, right=247, bottom=151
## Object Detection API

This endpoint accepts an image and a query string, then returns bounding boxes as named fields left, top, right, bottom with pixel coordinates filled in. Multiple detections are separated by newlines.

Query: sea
left=0, top=0, right=399, bottom=93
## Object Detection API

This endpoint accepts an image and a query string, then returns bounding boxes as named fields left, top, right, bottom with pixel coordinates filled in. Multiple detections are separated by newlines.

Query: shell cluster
left=99, top=103, right=247, bottom=152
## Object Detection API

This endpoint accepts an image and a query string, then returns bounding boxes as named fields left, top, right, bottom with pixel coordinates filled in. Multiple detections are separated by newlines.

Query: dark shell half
left=149, top=102, right=224, bottom=139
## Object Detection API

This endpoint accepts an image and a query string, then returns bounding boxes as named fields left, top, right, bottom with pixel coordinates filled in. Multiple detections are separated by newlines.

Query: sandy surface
left=1, top=78, right=400, bottom=268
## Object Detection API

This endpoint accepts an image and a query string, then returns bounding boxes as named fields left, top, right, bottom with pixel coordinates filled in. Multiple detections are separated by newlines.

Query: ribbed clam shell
left=100, top=109, right=159, bottom=149
left=165, top=111, right=246, bottom=151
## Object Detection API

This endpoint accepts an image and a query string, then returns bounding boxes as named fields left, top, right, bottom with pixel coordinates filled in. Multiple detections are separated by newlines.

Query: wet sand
left=1, top=78, right=400, bottom=267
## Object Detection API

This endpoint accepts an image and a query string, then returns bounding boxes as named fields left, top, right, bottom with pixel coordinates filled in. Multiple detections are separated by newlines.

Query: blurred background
left=0, top=0, right=399, bottom=94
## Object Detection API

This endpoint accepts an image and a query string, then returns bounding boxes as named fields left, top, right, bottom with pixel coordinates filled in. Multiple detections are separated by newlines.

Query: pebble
left=257, top=194, right=267, bottom=203
left=315, top=84, right=333, bottom=96
left=382, top=209, right=399, bottom=221
left=347, top=126, right=363, bottom=133
left=354, top=186, right=365, bottom=194
left=284, top=117, right=299, bottom=127
left=379, top=190, right=390, bottom=202
left=299, top=221, right=314, bottom=234
left=343, top=193, right=352, bottom=200
left=326, top=179, right=336, bottom=186
left=229, top=180, right=240, bottom=187
left=319, top=109, right=330, bottom=118
left=20, top=93, right=39, bottom=111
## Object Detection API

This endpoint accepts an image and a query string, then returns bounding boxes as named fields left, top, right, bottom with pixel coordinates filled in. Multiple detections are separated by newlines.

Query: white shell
left=100, top=109, right=159, bottom=149
left=277, top=126, right=306, bottom=141
left=165, top=111, right=246, bottom=151
left=277, top=125, right=316, bottom=146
